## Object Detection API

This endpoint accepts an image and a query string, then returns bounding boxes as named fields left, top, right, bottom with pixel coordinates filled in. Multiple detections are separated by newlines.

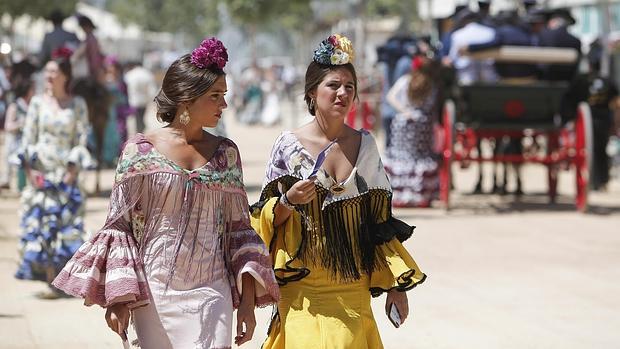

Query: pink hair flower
left=191, top=37, right=228, bottom=70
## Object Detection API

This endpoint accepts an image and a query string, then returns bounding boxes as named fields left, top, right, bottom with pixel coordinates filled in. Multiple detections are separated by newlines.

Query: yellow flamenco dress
left=251, top=130, right=426, bottom=349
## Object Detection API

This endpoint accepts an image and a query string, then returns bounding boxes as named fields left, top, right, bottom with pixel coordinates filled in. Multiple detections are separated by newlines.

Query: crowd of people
left=234, top=62, right=299, bottom=127
left=376, top=0, right=620, bottom=207
left=0, top=10, right=158, bottom=300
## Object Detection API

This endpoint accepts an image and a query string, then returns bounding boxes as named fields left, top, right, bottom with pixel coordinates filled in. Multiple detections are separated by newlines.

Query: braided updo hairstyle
left=154, top=54, right=225, bottom=124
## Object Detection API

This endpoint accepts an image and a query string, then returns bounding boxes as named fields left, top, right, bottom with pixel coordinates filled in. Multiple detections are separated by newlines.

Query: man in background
left=39, top=9, right=79, bottom=66
left=124, top=61, right=157, bottom=134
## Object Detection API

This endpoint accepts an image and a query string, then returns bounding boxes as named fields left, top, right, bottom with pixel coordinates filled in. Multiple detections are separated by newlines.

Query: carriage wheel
left=574, top=102, right=593, bottom=212
left=440, top=100, right=455, bottom=210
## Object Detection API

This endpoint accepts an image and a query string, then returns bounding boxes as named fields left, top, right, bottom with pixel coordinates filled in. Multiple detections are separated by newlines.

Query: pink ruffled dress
left=53, top=134, right=279, bottom=349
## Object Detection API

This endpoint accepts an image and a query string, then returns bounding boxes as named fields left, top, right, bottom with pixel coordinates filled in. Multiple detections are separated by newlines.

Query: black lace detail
left=369, top=272, right=428, bottom=298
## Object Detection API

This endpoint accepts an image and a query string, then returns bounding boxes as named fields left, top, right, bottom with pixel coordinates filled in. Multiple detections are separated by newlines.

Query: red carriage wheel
left=440, top=100, right=455, bottom=210
left=574, top=102, right=593, bottom=212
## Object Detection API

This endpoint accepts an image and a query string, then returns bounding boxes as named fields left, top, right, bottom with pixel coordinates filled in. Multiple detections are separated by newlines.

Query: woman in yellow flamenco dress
left=251, top=34, right=426, bottom=349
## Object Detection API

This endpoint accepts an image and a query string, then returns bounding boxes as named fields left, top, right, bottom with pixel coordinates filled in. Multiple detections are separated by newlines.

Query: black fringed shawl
left=252, top=130, right=414, bottom=283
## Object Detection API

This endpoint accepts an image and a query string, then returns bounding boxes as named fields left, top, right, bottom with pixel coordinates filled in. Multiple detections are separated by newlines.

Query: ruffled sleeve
left=369, top=233, right=427, bottom=297
left=52, top=141, right=149, bottom=309
left=250, top=196, right=309, bottom=286
left=364, top=132, right=427, bottom=296
left=66, top=96, right=96, bottom=170
left=222, top=141, right=280, bottom=308
left=366, top=197, right=426, bottom=297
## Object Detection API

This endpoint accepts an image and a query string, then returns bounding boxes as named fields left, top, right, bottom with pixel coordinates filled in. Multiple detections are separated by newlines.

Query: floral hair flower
left=411, top=55, right=426, bottom=71
left=51, top=46, right=73, bottom=60
left=190, top=37, right=228, bottom=70
left=313, top=34, right=355, bottom=66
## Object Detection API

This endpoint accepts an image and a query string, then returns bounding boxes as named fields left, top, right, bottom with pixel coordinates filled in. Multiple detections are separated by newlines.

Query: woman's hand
left=63, top=165, right=78, bottom=186
left=26, top=169, right=45, bottom=189
left=105, top=303, right=130, bottom=340
left=235, top=274, right=256, bottom=346
left=385, top=289, right=409, bottom=325
left=286, top=179, right=316, bottom=205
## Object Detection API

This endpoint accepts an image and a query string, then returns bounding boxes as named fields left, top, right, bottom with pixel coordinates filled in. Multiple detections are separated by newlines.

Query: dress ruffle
left=369, top=240, right=427, bottom=297
left=226, top=228, right=280, bottom=308
left=67, top=145, right=97, bottom=170
left=52, top=227, right=150, bottom=309
left=15, top=182, right=85, bottom=281
left=251, top=197, right=309, bottom=286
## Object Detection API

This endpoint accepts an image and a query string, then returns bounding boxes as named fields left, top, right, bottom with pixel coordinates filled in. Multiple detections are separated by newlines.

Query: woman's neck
left=313, top=114, right=345, bottom=141
left=166, top=123, right=204, bottom=143
left=47, top=87, right=68, bottom=101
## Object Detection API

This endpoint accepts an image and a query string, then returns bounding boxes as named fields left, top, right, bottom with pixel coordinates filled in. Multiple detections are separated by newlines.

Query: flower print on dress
left=225, top=147, right=238, bottom=168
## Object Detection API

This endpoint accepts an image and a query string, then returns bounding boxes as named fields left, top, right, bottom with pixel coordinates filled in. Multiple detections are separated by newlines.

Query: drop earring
left=179, top=108, right=190, bottom=125
left=310, top=98, right=315, bottom=111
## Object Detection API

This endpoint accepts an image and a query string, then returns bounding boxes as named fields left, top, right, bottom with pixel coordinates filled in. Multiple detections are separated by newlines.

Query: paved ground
left=1, top=103, right=619, bottom=349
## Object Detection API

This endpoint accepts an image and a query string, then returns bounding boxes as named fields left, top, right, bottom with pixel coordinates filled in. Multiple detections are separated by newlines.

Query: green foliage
left=107, top=0, right=219, bottom=42
left=226, top=0, right=311, bottom=30
left=0, top=0, right=78, bottom=20
left=367, top=0, right=418, bottom=32
left=102, top=0, right=416, bottom=42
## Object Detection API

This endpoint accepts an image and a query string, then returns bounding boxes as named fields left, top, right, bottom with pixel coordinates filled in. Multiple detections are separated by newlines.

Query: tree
left=224, top=0, right=312, bottom=60
left=367, top=0, right=418, bottom=32
left=0, top=0, right=78, bottom=40
left=107, top=0, right=220, bottom=45
left=0, top=0, right=77, bottom=20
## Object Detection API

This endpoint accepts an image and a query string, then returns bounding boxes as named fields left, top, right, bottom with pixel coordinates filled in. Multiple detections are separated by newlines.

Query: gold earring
left=179, top=108, right=190, bottom=125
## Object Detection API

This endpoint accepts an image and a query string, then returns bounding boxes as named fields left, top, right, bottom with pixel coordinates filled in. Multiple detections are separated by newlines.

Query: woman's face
left=187, top=75, right=228, bottom=128
left=312, top=67, right=355, bottom=121
left=44, top=61, right=67, bottom=92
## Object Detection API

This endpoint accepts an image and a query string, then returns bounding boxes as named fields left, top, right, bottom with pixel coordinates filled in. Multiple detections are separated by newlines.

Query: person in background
left=13, top=48, right=93, bottom=299
left=39, top=9, right=79, bottom=66
left=439, top=5, right=468, bottom=63
left=0, top=63, right=10, bottom=128
left=124, top=61, right=157, bottom=134
left=74, top=14, right=105, bottom=83
left=251, top=34, right=426, bottom=349
left=384, top=54, right=441, bottom=207
left=101, top=55, right=128, bottom=167
left=377, top=35, right=417, bottom=148
left=53, top=37, right=279, bottom=348
left=477, top=0, right=496, bottom=28
left=72, top=14, right=109, bottom=193
left=449, top=9, right=498, bottom=85
left=566, top=39, right=619, bottom=191
left=538, top=8, right=581, bottom=82
left=522, top=0, right=538, bottom=13
left=1, top=78, right=34, bottom=191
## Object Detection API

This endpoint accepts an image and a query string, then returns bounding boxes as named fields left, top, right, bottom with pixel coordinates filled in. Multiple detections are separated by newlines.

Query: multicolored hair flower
left=313, top=34, right=355, bottom=66
left=190, top=37, right=228, bottom=70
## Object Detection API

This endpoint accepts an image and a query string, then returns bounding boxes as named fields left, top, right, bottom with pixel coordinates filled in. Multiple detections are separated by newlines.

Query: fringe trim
left=258, top=175, right=410, bottom=283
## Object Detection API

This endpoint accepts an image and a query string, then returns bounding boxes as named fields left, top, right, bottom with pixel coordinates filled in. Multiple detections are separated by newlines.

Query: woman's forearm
left=240, top=273, right=256, bottom=306
left=273, top=200, right=293, bottom=227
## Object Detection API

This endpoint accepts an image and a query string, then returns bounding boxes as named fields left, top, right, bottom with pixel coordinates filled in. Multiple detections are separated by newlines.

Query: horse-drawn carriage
left=439, top=46, right=592, bottom=211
